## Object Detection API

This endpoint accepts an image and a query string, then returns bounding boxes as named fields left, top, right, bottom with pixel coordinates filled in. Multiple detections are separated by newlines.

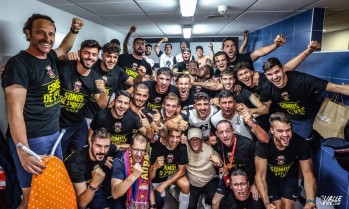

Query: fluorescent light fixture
left=183, top=26, right=192, bottom=39
left=180, top=0, right=197, bottom=17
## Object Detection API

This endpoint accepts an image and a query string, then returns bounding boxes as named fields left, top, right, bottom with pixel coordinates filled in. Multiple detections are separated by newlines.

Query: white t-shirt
left=210, top=110, right=253, bottom=140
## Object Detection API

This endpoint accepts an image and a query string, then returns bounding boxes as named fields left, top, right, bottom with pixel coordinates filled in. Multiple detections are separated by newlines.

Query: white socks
left=179, top=192, right=190, bottom=209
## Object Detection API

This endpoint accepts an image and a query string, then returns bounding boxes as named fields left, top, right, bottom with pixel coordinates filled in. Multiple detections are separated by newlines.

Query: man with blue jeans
left=57, top=40, right=108, bottom=157
left=2, top=14, right=83, bottom=209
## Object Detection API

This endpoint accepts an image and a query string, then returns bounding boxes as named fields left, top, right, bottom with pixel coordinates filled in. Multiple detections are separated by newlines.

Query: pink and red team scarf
left=124, top=149, right=150, bottom=209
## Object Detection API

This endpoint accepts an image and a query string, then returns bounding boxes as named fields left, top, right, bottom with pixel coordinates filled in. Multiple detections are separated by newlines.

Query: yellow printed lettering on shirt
left=278, top=101, right=305, bottom=116
left=269, top=163, right=293, bottom=178
left=125, top=68, right=139, bottom=78
left=43, top=78, right=60, bottom=107
left=111, top=135, right=127, bottom=144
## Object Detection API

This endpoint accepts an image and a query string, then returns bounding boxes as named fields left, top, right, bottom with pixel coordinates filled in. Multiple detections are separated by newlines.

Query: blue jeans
left=61, top=120, right=88, bottom=158
left=7, top=131, right=62, bottom=188
left=291, top=118, right=313, bottom=140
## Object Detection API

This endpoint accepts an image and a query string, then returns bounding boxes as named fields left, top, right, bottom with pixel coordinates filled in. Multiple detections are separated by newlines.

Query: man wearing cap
left=186, top=128, right=222, bottom=209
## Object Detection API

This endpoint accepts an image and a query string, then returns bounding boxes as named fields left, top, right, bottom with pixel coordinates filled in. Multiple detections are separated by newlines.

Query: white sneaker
left=169, top=186, right=179, bottom=202
left=201, top=196, right=211, bottom=209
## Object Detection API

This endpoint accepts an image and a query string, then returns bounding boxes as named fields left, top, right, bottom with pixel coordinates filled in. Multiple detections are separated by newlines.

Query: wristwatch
left=149, top=203, right=157, bottom=208
left=88, top=183, right=98, bottom=191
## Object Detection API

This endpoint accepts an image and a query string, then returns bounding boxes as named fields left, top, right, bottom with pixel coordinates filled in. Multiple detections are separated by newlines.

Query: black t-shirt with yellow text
left=117, top=53, right=152, bottom=89
left=143, top=80, right=180, bottom=110
left=255, top=133, right=310, bottom=179
left=83, top=60, right=129, bottom=119
left=57, top=60, right=100, bottom=128
left=2, top=50, right=60, bottom=138
left=260, top=71, right=328, bottom=119
left=90, top=108, right=142, bottom=145
left=150, top=140, right=188, bottom=183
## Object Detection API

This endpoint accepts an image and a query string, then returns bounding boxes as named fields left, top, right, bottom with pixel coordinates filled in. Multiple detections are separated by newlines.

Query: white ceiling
left=37, top=0, right=349, bottom=37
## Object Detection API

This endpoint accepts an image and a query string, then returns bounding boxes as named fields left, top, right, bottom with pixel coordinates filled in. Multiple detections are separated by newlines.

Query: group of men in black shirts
left=2, top=13, right=349, bottom=209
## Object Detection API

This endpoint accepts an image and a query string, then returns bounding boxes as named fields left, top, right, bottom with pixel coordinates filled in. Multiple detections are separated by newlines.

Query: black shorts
left=267, top=176, right=298, bottom=201
left=216, top=177, right=230, bottom=195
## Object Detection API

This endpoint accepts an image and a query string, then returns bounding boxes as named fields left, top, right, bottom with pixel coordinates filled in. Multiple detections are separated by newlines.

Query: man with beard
left=255, top=113, right=317, bottom=209
left=89, top=90, right=154, bottom=149
left=150, top=129, right=190, bottom=209
left=186, top=128, right=222, bottom=209
left=65, top=128, right=117, bottom=209
left=222, top=35, right=286, bottom=69
left=165, top=92, right=218, bottom=139
left=118, top=38, right=152, bottom=89
left=58, top=40, right=108, bottom=157
left=173, top=48, right=192, bottom=74
left=2, top=14, right=83, bottom=209
left=144, top=67, right=179, bottom=110
left=111, top=133, right=156, bottom=209
left=154, top=37, right=174, bottom=69
left=82, top=42, right=145, bottom=126
left=260, top=57, right=349, bottom=140
left=211, top=120, right=257, bottom=209
left=144, top=44, right=155, bottom=69
left=227, top=168, right=263, bottom=209
left=130, top=83, right=168, bottom=139
left=209, top=90, right=269, bottom=143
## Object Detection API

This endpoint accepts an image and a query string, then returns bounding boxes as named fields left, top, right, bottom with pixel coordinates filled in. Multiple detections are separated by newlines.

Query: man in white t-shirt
left=154, top=37, right=174, bottom=69
left=186, top=128, right=222, bottom=209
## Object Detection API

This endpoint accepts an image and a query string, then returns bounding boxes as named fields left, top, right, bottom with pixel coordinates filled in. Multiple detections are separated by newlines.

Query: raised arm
left=122, top=26, right=136, bottom=54
left=155, top=37, right=168, bottom=57
left=239, top=30, right=249, bottom=54
left=283, top=40, right=320, bottom=72
left=208, top=42, right=215, bottom=55
left=326, top=82, right=349, bottom=96
left=250, top=34, right=286, bottom=61
left=74, top=167, right=105, bottom=208
left=111, top=162, right=143, bottom=199
left=54, top=18, right=84, bottom=57
left=94, top=80, right=108, bottom=109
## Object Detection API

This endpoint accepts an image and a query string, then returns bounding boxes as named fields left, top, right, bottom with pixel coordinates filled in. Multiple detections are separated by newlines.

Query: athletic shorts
left=267, top=176, right=298, bottom=201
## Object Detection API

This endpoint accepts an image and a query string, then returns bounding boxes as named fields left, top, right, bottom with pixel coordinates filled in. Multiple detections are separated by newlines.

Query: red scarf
left=124, top=149, right=150, bottom=209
